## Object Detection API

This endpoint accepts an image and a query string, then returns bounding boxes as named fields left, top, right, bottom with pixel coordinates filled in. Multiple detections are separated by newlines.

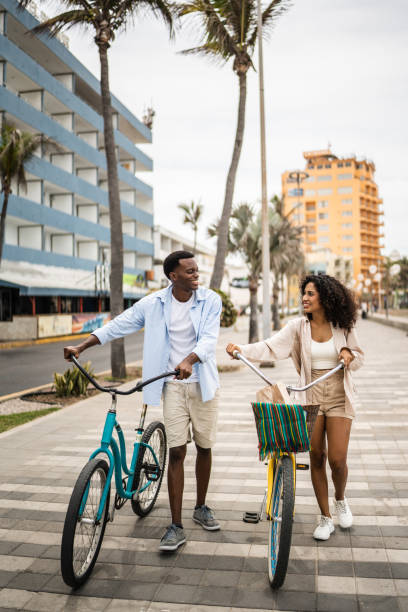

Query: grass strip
left=0, top=407, right=60, bottom=433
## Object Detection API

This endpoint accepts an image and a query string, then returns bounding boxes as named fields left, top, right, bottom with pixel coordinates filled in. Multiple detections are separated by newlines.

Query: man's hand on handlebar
left=174, top=352, right=200, bottom=380
left=63, top=334, right=100, bottom=361
left=64, top=345, right=81, bottom=361
left=226, top=343, right=241, bottom=359
left=339, top=348, right=354, bottom=368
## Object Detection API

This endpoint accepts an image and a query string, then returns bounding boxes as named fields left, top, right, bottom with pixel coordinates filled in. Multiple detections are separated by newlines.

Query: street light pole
left=257, top=0, right=271, bottom=339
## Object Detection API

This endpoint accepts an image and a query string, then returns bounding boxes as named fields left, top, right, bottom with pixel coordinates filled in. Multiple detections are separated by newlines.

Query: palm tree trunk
left=210, top=72, right=247, bottom=289
left=98, top=42, right=126, bottom=379
left=0, top=187, right=10, bottom=268
left=248, top=278, right=259, bottom=343
left=272, top=278, right=280, bottom=331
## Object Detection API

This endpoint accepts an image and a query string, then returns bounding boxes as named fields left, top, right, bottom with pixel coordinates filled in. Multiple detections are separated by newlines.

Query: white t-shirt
left=167, top=293, right=199, bottom=383
left=311, top=337, right=339, bottom=369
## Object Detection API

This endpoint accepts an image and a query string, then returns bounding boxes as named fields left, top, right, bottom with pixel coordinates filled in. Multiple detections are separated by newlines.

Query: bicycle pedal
left=243, top=511, right=260, bottom=523
left=296, top=463, right=309, bottom=471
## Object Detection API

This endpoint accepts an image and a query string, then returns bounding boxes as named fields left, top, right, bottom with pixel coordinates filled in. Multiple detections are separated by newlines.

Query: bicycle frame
left=71, top=356, right=176, bottom=522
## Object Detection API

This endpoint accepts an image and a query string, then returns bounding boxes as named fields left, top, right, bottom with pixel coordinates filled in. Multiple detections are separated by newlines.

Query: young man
left=64, top=251, right=222, bottom=551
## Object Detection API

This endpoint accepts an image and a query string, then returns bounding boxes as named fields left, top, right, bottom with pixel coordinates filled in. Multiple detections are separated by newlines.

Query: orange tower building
left=282, top=149, right=384, bottom=293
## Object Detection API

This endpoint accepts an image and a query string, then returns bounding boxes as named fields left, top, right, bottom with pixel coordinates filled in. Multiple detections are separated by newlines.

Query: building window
left=317, top=164, right=323, bottom=169
left=341, top=210, right=352, bottom=217
left=342, top=235, right=353, bottom=240
left=325, top=163, right=331, bottom=168
left=305, top=189, right=315, bottom=196
left=343, top=247, right=353, bottom=253
left=318, top=200, right=329, bottom=208
left=306, top=226, right=315, bottom=234
left=306, top=202, right=316, bottom=211
left=338, top=173, right=352, bottom=180
left=305, top=176, right=314, bottom=182
left=319, top=224, right=329, bottom=231
left=341, top=198, right=352, bottom=205
left=338, top=186, right=352, bottom=194
left=318, top=236, right=329, bottom=243
left=341, top=223, right=352, bottom=228
left=317, top=175, right=332, bottom=181
left=318, top=212, right=329, bottom=219
left=288, top=188, right=303, bottom=196
left=337, top=162, right=344, bottom=167
left=345, top=161, right=352, bottom=166
left=317, top=188, right=332, bottom=196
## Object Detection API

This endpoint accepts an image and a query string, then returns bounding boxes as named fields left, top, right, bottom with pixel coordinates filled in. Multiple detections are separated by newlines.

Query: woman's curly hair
left=300, top=274, right=358, bottom=331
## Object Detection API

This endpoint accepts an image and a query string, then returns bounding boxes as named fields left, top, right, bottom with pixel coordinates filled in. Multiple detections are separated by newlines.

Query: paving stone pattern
left=0, top=320, right=407, bottom=611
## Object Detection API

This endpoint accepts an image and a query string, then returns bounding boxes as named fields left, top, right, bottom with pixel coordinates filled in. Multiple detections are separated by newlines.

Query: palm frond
left=179, top=0, right=238, bottom=60
left=115, top=0, right=175, bottom=37
left=247, top=0, right=291, bottom=49
left=30, top=10, right=94, bottom=37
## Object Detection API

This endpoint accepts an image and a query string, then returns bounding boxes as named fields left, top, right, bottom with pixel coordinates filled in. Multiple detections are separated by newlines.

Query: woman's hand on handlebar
left=226, top=343, right=241, bottom=359
left=339, top=348, right=354, bottom=368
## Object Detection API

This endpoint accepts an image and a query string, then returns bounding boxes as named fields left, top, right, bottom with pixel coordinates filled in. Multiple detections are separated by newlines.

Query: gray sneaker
left=193, top=505, right=220, bottom=531
left=159, top=524, right=186, bottom=552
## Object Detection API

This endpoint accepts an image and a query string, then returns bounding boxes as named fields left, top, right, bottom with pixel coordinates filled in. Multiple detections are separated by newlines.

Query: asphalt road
left=0, top=331, right=144, bottom=397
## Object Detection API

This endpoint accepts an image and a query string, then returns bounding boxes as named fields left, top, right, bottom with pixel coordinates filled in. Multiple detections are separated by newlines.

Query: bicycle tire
left=268, top=455, right=295, bottom=589
left=61, top=458, right=110, bottom=588
left=131, top=421, right=167, bottom=517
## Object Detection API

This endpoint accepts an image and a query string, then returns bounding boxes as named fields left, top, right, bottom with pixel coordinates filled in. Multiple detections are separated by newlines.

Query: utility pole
left=257, top=0, right=271, bottom=339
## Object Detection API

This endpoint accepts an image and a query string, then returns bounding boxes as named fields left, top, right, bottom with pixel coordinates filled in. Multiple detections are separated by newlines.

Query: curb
left=368, top=314, right=408, bottom=333
left=0, top=333, right=89, bottom=350
left=0, top=359, right=143, bottom=404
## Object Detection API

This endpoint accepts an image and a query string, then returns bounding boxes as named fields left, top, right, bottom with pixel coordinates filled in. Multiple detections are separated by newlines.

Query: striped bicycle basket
left=251, top=402, right=319, bottom=460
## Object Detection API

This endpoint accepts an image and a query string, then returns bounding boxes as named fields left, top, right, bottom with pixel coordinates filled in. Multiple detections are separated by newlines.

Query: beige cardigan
left=239, top=316, right=364, bottom=416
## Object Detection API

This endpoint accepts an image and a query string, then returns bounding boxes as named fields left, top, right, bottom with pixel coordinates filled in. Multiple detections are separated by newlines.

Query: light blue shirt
left=92, top=285, right=222, bottom=406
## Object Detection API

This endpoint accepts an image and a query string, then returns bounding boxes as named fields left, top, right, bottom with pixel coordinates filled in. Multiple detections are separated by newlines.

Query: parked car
left=231, top=277, right=249, bottom=288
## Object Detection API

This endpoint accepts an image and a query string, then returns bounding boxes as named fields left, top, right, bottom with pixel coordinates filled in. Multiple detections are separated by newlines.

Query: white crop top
left=311, top=337, right=339, bottom=369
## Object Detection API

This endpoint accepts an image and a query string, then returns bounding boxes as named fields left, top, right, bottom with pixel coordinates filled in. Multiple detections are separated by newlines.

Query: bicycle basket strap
left=251, top=402, right=311, bottom=460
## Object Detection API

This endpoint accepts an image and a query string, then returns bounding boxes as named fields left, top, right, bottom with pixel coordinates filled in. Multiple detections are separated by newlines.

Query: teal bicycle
left=61, top=357, right=176, bottom=588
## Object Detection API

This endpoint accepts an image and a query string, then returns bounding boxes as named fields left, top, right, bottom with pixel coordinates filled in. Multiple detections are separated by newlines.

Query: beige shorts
left=162, top=382, right=219, bottom=449
left=311, top=368, right=353, bottom=420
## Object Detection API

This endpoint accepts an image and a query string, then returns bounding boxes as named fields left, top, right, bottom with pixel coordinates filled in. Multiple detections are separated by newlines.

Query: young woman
left=226, top=274, right=364, bottom=540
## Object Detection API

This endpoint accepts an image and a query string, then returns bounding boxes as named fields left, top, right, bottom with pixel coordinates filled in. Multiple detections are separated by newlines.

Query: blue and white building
left=0, top=0, right=154, bottom=331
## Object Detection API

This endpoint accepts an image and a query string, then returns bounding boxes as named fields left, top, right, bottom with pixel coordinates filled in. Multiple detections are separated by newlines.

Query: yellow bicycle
left=235, top=351, right=344, bottom=588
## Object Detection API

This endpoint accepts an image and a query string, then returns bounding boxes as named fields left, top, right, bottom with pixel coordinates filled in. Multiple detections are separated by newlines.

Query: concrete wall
left=0, top=316, right=37, bottom=340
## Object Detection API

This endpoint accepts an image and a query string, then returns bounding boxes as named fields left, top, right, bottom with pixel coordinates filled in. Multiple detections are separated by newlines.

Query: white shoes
left=313, top=515, right=334, bottom=540
left=313, top=498, right=353, bottom=540
left=334, top=497, right=353, bottom=529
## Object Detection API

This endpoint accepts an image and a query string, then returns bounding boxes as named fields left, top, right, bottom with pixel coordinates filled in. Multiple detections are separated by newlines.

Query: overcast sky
left=64, top=0, right=407, bottom=256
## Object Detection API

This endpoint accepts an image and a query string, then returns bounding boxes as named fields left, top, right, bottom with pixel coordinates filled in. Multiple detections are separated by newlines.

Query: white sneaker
left=313, top=515, right=334, bottom=540
left=334, top=497, right=353, bottom=529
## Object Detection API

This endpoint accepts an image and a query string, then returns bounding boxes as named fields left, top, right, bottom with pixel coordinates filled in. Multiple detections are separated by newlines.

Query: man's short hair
left=163, top=250, right=195, bottom=279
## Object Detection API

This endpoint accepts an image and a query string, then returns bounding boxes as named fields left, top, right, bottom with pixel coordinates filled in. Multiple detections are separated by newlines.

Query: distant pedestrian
left=226, top=274, right=364, bottom=541
left=361, top=301, right=368, bottom=319
left=64, top=251, right=222, bottom=552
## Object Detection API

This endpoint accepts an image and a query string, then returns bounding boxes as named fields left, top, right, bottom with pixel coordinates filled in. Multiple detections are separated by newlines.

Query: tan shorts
left=162, top=382, right=219, bottom=449
left=311, top=368, right=353, bottom=420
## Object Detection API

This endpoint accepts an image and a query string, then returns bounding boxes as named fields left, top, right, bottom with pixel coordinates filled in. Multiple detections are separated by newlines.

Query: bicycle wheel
left=268, top=454, right=295, bottom=589
left=61, top=458, right=110, bottom=588
left=131, top=421, right=166, bottom=517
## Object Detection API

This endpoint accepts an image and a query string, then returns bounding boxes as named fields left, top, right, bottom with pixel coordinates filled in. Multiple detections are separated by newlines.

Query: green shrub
left=54, top=361, right=94, bottom=397
left=213, top=289, right=238, bottom=328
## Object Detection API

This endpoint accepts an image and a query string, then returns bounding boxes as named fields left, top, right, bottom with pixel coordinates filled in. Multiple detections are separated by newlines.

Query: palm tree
left=178, top=0, right=291, bottom=290
left=0, top=124, right=42, bottom=267
left=268, top=195, right=304, bottom=330
left=178, top=200, right=203, bottom=251
left=229, top=203, right=262, bottom=342
left=22, top=0, right=174, bottom=378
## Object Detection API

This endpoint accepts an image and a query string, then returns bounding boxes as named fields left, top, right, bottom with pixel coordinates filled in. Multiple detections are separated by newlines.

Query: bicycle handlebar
left=70, top=356, right=178, bottom=395
left=232, top=350, right=344, bottom=394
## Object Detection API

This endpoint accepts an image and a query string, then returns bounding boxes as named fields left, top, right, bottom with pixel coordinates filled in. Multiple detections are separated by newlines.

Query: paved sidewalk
left=0, top=319, right=407, bottom=611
